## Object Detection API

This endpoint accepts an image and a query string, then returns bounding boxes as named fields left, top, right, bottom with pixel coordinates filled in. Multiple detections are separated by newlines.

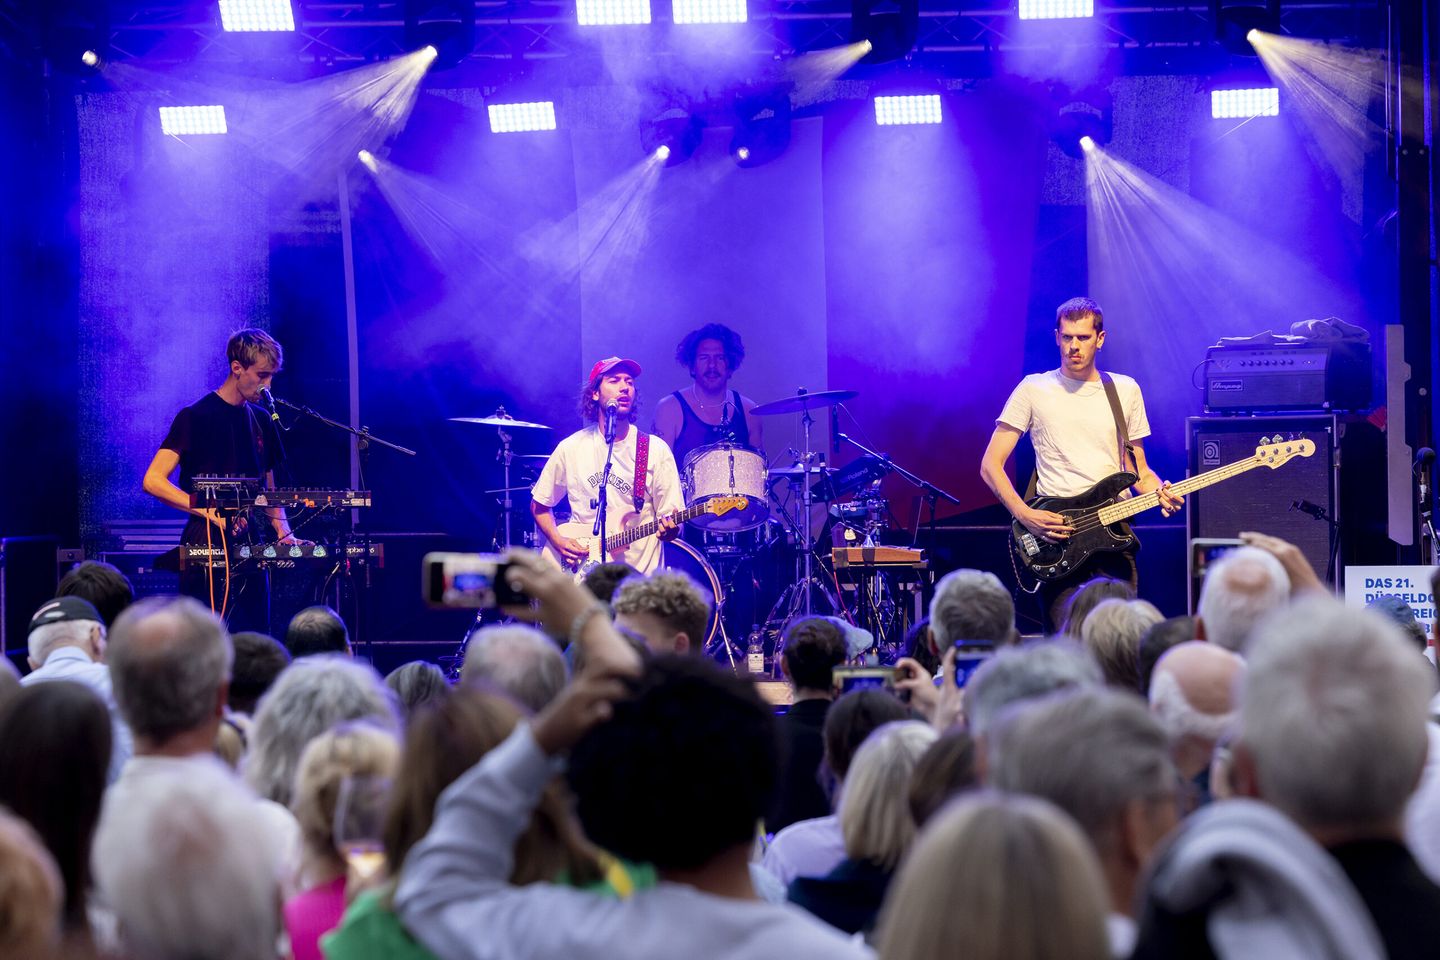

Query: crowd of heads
left=1, top=540, right=1438, bottom=960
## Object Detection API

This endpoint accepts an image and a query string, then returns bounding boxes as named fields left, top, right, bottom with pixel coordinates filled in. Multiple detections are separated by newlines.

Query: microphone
left=1414, top=447, right=1436, bottom=472
left=259, top=388, right=284, bottom=428
left=603, top=400, right=618, bottom=441
left=1290, top=498, right=1326, bottom=520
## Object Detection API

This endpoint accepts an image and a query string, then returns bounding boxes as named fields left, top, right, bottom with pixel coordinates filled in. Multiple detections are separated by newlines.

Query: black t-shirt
left=162, top=392, right=281, bottom=544
left=162, top=391, right=280, bottom=492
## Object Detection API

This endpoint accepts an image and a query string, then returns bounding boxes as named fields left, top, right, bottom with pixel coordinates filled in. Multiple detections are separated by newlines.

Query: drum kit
left=453, top=386, right=952, bottom=670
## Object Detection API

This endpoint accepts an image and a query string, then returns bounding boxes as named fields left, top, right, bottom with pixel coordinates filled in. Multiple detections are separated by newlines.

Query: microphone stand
left=835, top=432, right=961, bottom=546
left=593, top=408, right=619, bottom=568
left=271, top=396, right=416, bottom=659
left=1417, top=456, right=1437, bottom=566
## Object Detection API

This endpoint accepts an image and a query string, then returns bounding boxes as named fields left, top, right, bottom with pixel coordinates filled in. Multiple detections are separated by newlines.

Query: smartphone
left=951, top=641, right=994, bottom=688
left=423, top=553, right=528, bottom=609
left=833, top=666, right=895, bottom=695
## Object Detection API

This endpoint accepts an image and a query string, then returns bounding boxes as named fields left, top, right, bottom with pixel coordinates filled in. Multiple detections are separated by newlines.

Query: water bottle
left=747, top=630, right=765, bottom=675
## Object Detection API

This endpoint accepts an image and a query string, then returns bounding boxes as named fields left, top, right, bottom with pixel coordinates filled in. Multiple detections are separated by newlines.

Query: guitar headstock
left=706, top=496, right=750, bottom=516
left=1254, top=437, right=1316, bottom=468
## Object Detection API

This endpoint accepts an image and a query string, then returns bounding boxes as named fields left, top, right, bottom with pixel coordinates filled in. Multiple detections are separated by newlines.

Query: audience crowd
left=1, top=540, right=1439, bottom=960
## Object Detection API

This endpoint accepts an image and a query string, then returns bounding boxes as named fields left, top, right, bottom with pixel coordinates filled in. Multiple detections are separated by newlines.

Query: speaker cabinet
left=1187, top=415, right=1338, bottom=604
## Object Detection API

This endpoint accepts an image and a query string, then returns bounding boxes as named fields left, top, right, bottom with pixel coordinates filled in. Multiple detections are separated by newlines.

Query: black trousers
left=1037, top=545, right=1139, bottom=634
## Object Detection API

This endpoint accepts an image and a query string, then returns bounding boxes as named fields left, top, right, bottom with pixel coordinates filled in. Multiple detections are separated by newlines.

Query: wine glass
left=333, top=775, right=391, bottom=890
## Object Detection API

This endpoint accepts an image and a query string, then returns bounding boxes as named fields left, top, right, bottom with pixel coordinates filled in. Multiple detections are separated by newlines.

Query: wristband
left=568, top=604, right=608, bottom=650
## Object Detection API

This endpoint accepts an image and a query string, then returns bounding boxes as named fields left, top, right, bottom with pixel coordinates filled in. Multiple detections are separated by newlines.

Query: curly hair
left=611, top=572, right=712, bottom=653
left=675, top=324, right=745, bottom=372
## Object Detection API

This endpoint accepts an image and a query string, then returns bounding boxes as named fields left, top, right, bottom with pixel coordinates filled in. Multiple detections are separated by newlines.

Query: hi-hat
left=751, top=389, right=858, bottom=417
left=450, top=415, right=551, bottom=430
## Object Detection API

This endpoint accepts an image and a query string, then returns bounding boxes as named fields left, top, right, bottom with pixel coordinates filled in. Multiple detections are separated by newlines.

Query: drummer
left=653, top=323, right=764, bottom=465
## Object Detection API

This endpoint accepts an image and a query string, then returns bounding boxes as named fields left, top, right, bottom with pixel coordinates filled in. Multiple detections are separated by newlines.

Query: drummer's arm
left=742, top=397, right=763, bottom=454
left=652, top=395, right=681, bottom=449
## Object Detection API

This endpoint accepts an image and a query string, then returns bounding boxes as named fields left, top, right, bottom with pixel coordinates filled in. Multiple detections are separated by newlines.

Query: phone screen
left=951, top=642, right=994, bottom=688
left=833, top=666, right=896, bottom=695
left=423, top=553, right=528, bottom=608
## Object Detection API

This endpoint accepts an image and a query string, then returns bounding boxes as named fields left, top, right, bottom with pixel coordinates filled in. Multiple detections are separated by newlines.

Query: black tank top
left=671, top=389, right=751, bottom=465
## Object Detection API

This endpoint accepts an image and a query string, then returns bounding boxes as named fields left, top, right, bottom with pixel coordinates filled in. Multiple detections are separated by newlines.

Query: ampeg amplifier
left=1203, top=342, right=1371, bottom=413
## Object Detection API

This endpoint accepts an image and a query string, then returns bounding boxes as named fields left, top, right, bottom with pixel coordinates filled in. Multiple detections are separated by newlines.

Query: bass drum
left=660, top=539, right=722, bottom=653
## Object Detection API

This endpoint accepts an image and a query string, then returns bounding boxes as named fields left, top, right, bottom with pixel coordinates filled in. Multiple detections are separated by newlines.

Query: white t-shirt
left=533, top=424, right=685, bottom=573
left=997, top=369, right=1152, bottom=498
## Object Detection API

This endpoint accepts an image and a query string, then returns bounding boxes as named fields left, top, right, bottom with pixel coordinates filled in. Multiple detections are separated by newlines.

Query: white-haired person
left=1194, top=545, right=1290, bottom=653
left=460, top=624, right=569, bottom=712
left=1134, top=598, right=1440, bottom=959
left=875, top=792, right=1112, bottom=960
left=787, top=720, right=938, bottom=937
left=1147, top=641, right=1244, bottom=806
left=243, top=654, right=400, bottom=808
left=286, top=721, right=402, bottom=960
left=92, top=762, right=283, bottom=960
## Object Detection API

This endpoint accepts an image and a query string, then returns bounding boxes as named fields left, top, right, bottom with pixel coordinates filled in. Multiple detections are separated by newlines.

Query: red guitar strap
left=632, top=432, right=649, bottom=513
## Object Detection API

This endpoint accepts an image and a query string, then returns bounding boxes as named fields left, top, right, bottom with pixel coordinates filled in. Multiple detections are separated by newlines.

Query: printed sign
left=1343, top=566, right=1438, bottom=630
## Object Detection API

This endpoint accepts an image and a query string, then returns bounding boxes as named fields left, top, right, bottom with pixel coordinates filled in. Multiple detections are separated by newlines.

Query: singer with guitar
left=533, top=357, right=684, bottom=577
left=142, top=328, right=303, bottom=630
left=980, top=298, right=1183, bottom=630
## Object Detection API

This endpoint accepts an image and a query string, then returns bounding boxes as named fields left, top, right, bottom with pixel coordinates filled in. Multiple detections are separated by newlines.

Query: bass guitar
left=542, top=495, right=748, bottom=581
left=1010, top=438, right=1315, bottom=587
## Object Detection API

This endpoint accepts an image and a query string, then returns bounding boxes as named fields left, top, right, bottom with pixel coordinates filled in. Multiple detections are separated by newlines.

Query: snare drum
left=682, top=442, right=769, bottom=531
left=660, top=540, right=722, bottom=652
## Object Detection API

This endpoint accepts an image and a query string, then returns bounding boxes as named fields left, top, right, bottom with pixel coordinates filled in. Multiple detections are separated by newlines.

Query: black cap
left=28, top=596, right=104, bottom=635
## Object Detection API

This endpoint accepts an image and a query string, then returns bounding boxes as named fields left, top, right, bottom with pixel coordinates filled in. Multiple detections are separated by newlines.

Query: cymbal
left=750, top=389, right=858, bottom=417
left=450, top=416, right=552, bottom=430
left=483, top=486, right=536, bottom=494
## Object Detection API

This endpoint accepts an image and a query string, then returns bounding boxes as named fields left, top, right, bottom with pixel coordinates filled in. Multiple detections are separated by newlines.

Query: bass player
left=979, top=297, right=1183, bottom=629
left=532, top=357, right=684, bottom=575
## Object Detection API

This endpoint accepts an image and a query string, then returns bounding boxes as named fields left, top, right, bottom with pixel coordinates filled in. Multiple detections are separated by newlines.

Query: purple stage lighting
left=488, top=102, right=558, bottom=133
left=158, top=105, right=228, bottom=135
left=873, top=95, right=942, bottom=126
left=218, top=0, right=296, bottom=31
left=1018, top=0, right=1093, bottom=19
left=577, top=0, right=651, bottom=25
left=673, top=0, right=747, bottom=23
left=1210, top=87, right=1279, bottom=119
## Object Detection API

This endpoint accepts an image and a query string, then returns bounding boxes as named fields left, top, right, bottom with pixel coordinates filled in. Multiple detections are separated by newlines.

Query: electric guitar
left=1010, top=438, right=1316, bottom=586
left=542, top=495, right=748, bottom=581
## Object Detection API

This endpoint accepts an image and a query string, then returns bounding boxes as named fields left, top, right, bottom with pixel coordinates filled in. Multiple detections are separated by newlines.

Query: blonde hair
left=611, top=572, right=712, bottom=654
left=1081, top=598, right=1162, bottom=692
left=839, top=720, right=938, bottom=871
left=291, top=722, right=401, bottom=876
left=876, top=792, right=1111, bottom=960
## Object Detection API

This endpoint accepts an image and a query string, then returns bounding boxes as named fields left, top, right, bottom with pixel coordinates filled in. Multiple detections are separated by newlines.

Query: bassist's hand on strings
left=1156, top=481, right=1183, bottom=517
left=1019, top=505, right=1073, bottom=542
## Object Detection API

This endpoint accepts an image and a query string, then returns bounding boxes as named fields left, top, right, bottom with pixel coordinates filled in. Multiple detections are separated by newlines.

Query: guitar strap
left=1022, top=372, right=1134, bottom=501
left=1099, top=371, right=1137, bottom=475
left=632, top=432, right=650, bottom=513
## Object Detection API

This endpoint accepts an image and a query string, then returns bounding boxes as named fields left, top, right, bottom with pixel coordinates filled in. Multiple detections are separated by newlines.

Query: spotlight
left=673, top=0, right=747, bottom=23
left=729, top=88, right=792, bottom=167
left=578, top=0, right=652, bottom=25
left=1051, top=86, right=1111, bottom=158
left=1210, top=87, right=1279, bottom=118
left=159, top=105, right=228, bottom=136
left=218, top=0, right=296, bottom=31
left=80, top=50, right=101, bottom=68
left=1212, top=1, right=1279, bottom=57
left=488, top=101, right=558, bottom=133
left=358, top=149, right=379, bottom=171
left=1079, top=135, right=1095, bottom=151
left=851, top=0, right=919, bottom=64
left=404, top=0, right=475, bottom=69
left=1019, top=0, right=1094, bottom=19
left=640, top=109, right=703, bottom=165
left=873, top=94, right=942, bottom=125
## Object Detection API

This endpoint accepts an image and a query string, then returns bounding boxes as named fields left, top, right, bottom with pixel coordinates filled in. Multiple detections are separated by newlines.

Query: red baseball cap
left=588, top=356, right=642, bottom=384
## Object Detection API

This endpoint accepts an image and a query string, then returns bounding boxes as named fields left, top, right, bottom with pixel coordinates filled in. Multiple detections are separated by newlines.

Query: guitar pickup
left=1019, top=533, right=1041, bottom=557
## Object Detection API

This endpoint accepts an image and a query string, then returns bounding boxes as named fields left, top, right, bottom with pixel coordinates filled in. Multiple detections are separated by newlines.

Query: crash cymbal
left=750, top=389, right=858, bottom=417
left=449, top=413, right=552, bottom=430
